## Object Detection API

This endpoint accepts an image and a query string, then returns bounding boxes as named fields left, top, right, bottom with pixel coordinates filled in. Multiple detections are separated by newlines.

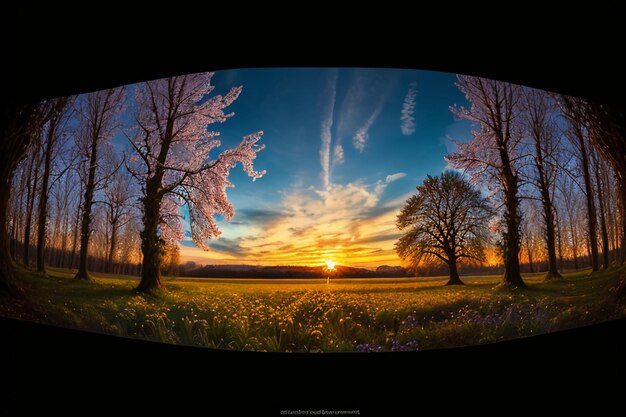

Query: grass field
left=2, top=266, right=625, bottom=352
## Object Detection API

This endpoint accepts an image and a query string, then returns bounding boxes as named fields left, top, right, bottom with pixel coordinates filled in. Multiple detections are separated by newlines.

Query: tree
left=558, top=96, right=599, bottom=272
left=127, top=73, right=266, bottom=293
left=0, top=102, right=48, bottom=293
left=580, top=101, right=626, bottom=263
left=69, top=163, right=85, bottom=269
left=556, top=172, right=584, bottom=269
left=102, top=156, right=133, bottom=273
left=520, top=201, right=543, bottom=273
left=36, top=97, right=74, bottom=274
left=395, top=171, right=492, bottom=285
left=74, top=88, right=125, bottom=280
left=446, top=75, right=526, bottom=288
left=20, top=140, right=42, bottom=266
left=591, top=148, right=610, bottom=269
left=520, top=88, right=562, bottom=280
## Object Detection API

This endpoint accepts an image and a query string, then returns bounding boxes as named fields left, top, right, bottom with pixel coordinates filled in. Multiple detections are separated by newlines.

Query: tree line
left=0, top=74, right=624, bottom=295
left=0, top=73, right=266, bottom=294
left=397, top=76, right=625, bottom=287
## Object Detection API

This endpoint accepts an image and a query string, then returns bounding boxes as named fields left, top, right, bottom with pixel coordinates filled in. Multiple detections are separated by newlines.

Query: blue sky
left=172, top=68, right=472, bottom=267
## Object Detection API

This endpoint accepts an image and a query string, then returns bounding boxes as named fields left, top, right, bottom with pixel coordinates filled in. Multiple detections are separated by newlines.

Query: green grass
left=2, top=265, right=625, bottom=352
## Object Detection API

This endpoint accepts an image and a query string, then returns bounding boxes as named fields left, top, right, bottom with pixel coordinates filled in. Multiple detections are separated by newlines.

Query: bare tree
left=396, top=171, right=492, bottom=285
left=36, top=97, right=74, bottom=274
left=558, top=97, right=599, bottom=271
left=74, top=88, right=125, bottom=281
left=101, top=152, right=133, bottom=273
left=591, top=148, right=610, bottom=269
left=581, top=101, right=626, bottom=263
left=521, top=201, right=544, bottom=273
left=0, top=101, right=50, bottom=293
left=22, top=139, right=42, bottom=266
left=520, top=88, right=563, bottom=280
left=556, top=172, right=585, bottom=269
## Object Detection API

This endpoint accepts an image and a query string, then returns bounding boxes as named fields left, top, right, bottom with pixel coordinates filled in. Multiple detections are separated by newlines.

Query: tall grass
left=3, top=266, right=625, bottom=352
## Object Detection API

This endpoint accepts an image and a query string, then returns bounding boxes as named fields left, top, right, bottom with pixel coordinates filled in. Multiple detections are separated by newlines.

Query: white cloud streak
left=320, top=70, right=338, bottom=189
left=385, top=172, right=406, bottom=183
left=401, top=81, right=417, bottom=135
left=333, top=144, right=344, bottom=165
left=352, top=105, right=383, bottom=153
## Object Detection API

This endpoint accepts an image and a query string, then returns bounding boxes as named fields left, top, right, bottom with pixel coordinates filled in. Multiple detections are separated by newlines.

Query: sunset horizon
left=160, top=68, right=472, bottom=268
left=4, top=65, right=622, bottom=357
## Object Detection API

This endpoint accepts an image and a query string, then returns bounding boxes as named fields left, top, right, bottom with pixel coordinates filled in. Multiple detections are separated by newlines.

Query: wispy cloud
left=351, top=79, right=396, bottom=153
left=320, top=69, right=338, bottom=189
left=352, top=105, right=383, bottom=152
left=385, top=172, right=406, bottom=183
left=401, top=81, right=417, bottom=135
left=333, top=144, right=344, bottom=165
left=237, top=208, right=285, bottom=224
left=239, top=178, right=403, bottom=266
left=179, top=174, right=406, bottom=267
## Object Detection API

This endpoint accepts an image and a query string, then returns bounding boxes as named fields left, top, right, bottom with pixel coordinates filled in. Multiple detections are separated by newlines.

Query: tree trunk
left=36, top=121, right=57, bottom=274
left=74, top=135, right=99, bottom=281
left=577, top=129, right=599, bottom=272
left=499, top=152, right=526, bottom=288
left=605, top=167, right=619, bottom=263
left=0, top=103, right=40, bottom=294
left=60, top=205, right=70, bottom=268
left=566, top=206, right=580, bottom=270
left=105, top=220, right=118, bottom=274
left=70, top=183, right=83, bottom=269
left=579, top=101, right=626, bottom=265
left=619, top=174, right=626, bottom=264
left=135, top=104, right=176, bottom=293
left=594, top=160, right=610, bottom=269
left=555, top=211, right=564, bottom=271
left=445, top=257, right=464, bottom=285
left=543, top=202, right=561, bottom=280
left=532, top=135, right=562, bottom=280
left=136, top=184, right=164, bottom=293
left=12, top=166, right=27, bottom=259
left=23, top=150, right=40, bottom=267
left=0, top=177, right=18, bottom=293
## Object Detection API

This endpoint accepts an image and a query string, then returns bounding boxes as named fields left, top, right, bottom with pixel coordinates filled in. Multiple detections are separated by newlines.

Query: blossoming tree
left=127, top=73, right=265, bottom=293
left=446, top=75, right=526, bottom=288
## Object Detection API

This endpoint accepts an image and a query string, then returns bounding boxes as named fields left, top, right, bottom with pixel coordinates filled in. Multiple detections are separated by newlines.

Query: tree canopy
left=396, top=171, right=492, bottom=285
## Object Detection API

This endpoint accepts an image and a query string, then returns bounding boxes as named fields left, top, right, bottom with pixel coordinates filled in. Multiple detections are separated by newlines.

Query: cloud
left=237, top=208, right=285, bottom=224
left=385, top=172, right=406, bottom=183
left=346, top=72, right=397, bottom=153
left=228, top=175, right=405, bottom=267
left=333, top=144, right=344, bottom=165
left=352, top=103, right=384, bottom=152
left=320, top=69, right=338, bottom=189
left=206, top=237, right=250, bottom=256
left=179, top=176, right=406, bottom=267
left=401, top=81, right=417, bottom=135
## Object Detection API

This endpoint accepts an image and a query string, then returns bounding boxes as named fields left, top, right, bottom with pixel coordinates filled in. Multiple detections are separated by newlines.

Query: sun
left=324, top=260, right=336, bottom=271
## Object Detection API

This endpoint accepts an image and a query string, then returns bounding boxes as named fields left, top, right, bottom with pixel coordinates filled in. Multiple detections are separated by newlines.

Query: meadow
left=3, top=266, right=625, bottom=352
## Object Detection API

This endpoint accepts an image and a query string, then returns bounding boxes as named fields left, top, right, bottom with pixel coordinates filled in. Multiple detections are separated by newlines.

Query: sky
left=174, top=68, right=473, bottom=268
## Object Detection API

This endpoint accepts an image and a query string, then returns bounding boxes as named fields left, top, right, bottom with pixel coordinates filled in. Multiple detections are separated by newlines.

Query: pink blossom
left=128, top=73, right=266, bottom=250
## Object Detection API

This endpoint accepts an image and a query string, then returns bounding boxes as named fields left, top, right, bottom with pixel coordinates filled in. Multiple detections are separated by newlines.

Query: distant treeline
left=13, top=236, right=611, bottom=280
left=183, top=265, right=412, bottom=279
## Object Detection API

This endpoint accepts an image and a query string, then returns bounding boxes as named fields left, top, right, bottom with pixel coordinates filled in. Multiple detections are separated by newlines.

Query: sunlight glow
left=324, top=260, right=336, bottom=271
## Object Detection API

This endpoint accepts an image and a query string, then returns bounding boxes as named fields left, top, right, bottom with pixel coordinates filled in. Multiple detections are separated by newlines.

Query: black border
left=4, top=5, right=626, bottom=414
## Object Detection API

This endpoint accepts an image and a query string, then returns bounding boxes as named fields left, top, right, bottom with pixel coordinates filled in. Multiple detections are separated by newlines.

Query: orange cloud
left=179, top=178, right=409, bottom=268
